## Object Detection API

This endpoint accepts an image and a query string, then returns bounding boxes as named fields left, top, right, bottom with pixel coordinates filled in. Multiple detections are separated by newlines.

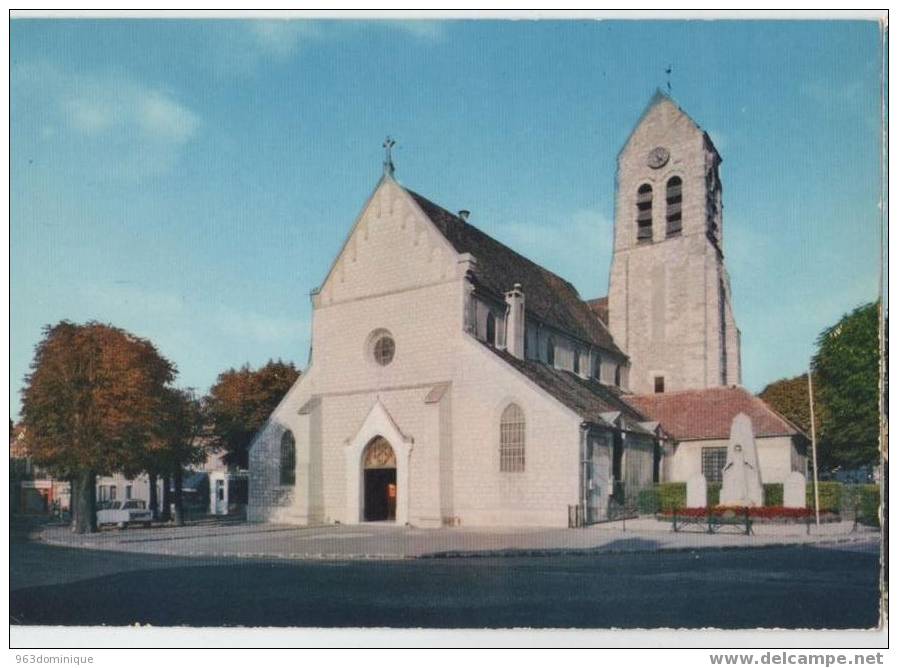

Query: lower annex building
left=247, top=92, right=808, bottom=527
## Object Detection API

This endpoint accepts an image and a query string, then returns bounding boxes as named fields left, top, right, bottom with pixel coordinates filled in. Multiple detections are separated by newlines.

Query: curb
left=37, top=530, right=879, bottom=562
left=419, top=535, right=880, bottom=559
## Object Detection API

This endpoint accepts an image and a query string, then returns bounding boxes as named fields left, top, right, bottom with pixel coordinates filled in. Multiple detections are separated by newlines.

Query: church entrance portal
left=362, top=437, right=397, bottom=522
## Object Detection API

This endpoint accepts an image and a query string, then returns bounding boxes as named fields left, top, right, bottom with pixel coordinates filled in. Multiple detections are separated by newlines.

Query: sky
left=9, top=18, right=884, bottom=418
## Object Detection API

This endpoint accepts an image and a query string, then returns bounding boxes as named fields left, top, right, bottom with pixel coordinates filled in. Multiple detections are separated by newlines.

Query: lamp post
left=807, top=367, right=821, bottom=526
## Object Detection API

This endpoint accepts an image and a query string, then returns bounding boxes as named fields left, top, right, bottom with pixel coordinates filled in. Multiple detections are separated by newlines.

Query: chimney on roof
left=458, top=210, right=470, bottom=221
left=504, top=283, right=525, bottom=359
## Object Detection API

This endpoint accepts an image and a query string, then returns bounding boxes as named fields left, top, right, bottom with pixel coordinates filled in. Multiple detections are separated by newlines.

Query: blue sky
left=10, top=19, right=883, bottom=417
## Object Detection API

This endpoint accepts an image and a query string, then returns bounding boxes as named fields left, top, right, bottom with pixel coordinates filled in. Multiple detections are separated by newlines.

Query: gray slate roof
left=406, top=188, right=624, bottom=357
left=484, top=343, right=651, bottom=433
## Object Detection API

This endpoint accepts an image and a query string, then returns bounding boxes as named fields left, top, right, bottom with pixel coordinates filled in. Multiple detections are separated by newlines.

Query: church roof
left=405, top=188, right=624, bottom=357
left=585, top=296, right=608, bottom=326
left=618, top=89, right=720, bottom=162
left=625, top=386, right=807, bottom=442
left=484, top=343, right=651, bottom=433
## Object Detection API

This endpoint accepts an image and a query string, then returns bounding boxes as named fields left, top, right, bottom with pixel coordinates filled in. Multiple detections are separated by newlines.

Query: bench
left=671, top=510, right=753, bottom=535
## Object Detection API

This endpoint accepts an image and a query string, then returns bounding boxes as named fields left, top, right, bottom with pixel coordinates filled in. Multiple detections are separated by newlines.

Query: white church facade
left=247, top=92, right=808, bottom=528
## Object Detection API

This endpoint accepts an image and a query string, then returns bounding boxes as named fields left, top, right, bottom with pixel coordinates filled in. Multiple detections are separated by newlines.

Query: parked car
left=96, top=499, right=153, bottom=528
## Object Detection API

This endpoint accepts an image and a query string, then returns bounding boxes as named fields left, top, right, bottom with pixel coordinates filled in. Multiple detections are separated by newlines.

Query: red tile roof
left=625, top=386, right=806, bottom=441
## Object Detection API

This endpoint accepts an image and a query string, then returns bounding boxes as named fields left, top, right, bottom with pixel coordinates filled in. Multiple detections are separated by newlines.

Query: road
left=10, top=537, right=881, bottom=629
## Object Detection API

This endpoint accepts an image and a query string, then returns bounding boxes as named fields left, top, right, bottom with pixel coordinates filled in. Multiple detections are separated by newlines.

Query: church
left=247, top=92, right=808, bottom=528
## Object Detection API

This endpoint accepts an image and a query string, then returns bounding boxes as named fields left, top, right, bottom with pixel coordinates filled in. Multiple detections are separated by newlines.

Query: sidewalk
left=38, top=515, right=881, bottom=560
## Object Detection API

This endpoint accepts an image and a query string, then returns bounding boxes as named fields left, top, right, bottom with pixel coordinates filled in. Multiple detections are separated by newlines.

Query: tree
left=759, top=373, right=825, bottom=438
left=130, top=387, right=203, bottom=523
left=152, top=387, right=205, bottom=526
left=20, top=321, right=175, bottom=533
left=812, top=301, right=881, bottom=469
left=205, top=360, right=299, bottom=469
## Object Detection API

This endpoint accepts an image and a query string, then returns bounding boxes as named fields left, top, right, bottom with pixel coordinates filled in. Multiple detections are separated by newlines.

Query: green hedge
left=637, top=488, right=659, bottom=514
left=656, top=482, right=687, bottom=511
left=642, top=480, right=879, bottom=518
left=858, top=485, right=881, bottom=527
left=807, top=481, right=842, bottom=512
left=764, top=483, right=784, bottom=507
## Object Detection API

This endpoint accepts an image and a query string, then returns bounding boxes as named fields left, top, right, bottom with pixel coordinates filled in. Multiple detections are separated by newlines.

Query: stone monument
left=783, top=471, right=807, bottom=508
left=719, top=412, right=764, bottom=507
left=686, top=473, right=707, bottom=508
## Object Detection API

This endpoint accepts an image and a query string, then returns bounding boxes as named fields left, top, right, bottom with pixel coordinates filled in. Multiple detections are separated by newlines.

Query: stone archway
left=345, top=400, right=413, bottom=525
left=362, top=437, right=396, bottom=522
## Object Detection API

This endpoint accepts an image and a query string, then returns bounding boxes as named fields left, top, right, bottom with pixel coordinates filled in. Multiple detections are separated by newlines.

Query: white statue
left=686, top=473, right=707, bottom=508
left=783, top=471, right=807, bottom=508
left=719, top=413, right=763, bottom=507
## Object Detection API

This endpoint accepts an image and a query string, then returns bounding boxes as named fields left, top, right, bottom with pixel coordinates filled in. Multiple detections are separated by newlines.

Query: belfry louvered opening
left=636, top=183, right=653, bottom=242
left=666, top=176, right=683, bottom=237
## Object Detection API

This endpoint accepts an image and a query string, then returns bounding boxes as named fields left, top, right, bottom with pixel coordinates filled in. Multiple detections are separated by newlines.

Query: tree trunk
left=173, top=467, right=185, bottom=527
left=160, top=474, right=172, bottom=522
left=72, top=470, right=97, bottom=534
left=148, top=472, right=159, bottom=519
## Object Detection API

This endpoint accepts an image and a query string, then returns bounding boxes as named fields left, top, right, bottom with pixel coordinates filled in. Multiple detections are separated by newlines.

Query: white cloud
left=248, top=20, right=320, bottom=59
left=209, top=20, right=445, bottom=77
left=381, top=20, right=445, bottom=41
left=13, top=61, right=200, bottom=180
left=487, top=207, right=614, bottom=299
left=135, top=89, right=200, bottom=144
left=58, top=72, right=199, bottom=146
left=67, top=96, right=116, bottom=134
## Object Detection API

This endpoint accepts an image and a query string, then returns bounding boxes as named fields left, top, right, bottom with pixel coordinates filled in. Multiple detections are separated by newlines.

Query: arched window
left=573, top=348, right=581, bottom=375
left=500, top=403, right=525, bottom=473
left=486, top=312, right=496, bottom=346
left=666, top=176, right=683, bottom=237
left=280, top=430, right=296, bottom=486
left=546, top=336, right=556, bottom=366
left=636, top=183, right=653, bottom=242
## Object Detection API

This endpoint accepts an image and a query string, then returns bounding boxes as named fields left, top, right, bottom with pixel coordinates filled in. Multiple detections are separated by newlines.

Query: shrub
left=857, top=485, right=881, bottom=527
left=707, top=482, right=721, bottom=507
left=807, top=481, right=842, bottom=512
left=764, top=483, right=784, bottom=507
left=661, top=506, right=827, bottom=521
left=655, top=482, right=686, bottom=511
left=638, top=487, right=659, bottom=514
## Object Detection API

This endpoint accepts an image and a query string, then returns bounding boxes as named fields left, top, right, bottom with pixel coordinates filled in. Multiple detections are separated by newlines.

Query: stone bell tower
left=608, top=91, right=741, bottom=395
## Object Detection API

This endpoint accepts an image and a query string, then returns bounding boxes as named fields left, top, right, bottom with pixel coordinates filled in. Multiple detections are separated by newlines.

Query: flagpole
left=807, top=367, right=821, bottom=526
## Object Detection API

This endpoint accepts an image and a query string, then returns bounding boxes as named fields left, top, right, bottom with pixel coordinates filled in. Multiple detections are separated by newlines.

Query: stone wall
left=668, top=435, right=805, bottom=485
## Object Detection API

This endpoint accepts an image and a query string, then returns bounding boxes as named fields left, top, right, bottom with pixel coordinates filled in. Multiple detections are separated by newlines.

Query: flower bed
left=658, top=506, right=841, bottom=524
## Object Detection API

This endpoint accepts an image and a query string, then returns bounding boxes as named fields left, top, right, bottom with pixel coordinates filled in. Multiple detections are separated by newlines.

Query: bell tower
left=607, top=91, right=741, bottom=395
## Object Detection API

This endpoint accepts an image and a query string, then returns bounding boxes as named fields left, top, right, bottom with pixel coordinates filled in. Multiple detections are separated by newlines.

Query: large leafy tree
left=759, top=373, right=826, bottom=439
left=812, top=301, right=881, bottom=468
left=20, top=321, right=176, bottom=533
left=133, top=387, right=204, bottom=522
left=205, top=360, right=299, bottom=469
left=150, top=387, right=205, bottom=525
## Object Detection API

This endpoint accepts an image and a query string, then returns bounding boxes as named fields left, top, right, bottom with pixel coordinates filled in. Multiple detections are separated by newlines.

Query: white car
left=96, top=499, right=153, bottom=528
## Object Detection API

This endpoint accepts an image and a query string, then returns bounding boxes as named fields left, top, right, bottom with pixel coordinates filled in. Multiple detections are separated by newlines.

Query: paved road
left=10, top=538, right=881, bottom=629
